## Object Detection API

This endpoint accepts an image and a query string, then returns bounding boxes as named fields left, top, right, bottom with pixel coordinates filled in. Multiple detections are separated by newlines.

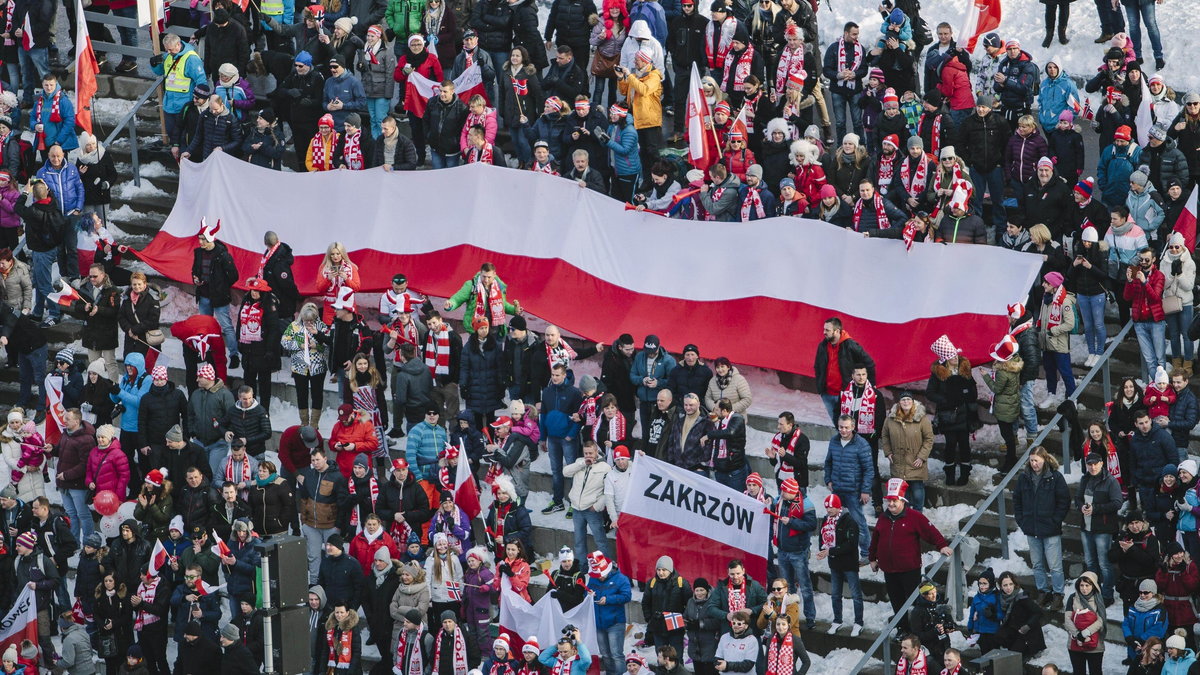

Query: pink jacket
left=86, top=440, right=130, bottom=499
left=0, top=186, right=19, bottom=229
left=511, top=415, right=540, bottom=443
left=460, top=108, right=498, bottom=153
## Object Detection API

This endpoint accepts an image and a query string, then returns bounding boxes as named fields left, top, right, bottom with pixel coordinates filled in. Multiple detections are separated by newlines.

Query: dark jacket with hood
left=223, top=398, right=272, bottom=456
left=642, top=567, right=691, bottom=636
left=994, top=49, right=1038, bottom=110
left=104, top=519, right=151, bottom=591
left=138, top=380, right=189, bottom=450
left=192, top=241, right=238, bottom=307
left=460, top=332, right=506, bottom=416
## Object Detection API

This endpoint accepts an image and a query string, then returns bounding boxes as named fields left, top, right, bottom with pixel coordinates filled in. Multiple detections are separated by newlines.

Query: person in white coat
left=604, top=444, right=635, bottom=526
left=620, top=20, right=664, bottom=73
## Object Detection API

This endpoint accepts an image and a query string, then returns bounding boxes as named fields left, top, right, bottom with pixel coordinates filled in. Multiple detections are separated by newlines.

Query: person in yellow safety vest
left=151, top=33, right=208, bottom=149
left=257, top=0, right=294, bottom=51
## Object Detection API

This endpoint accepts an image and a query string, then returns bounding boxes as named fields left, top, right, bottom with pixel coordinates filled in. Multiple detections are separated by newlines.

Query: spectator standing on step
left=869, top=478, right=952, bottom=634
left=813, top=317, right=875, bottom=425
left=192, top=220, right=241, bottom=370
left=824, top=415, right=872, bottom=562
left=1077, top=452, right=1123, bottom=605
left=1013, top=446, right=1070, bottom=608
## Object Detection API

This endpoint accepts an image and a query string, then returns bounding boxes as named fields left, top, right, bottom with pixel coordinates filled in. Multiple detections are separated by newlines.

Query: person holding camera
left=537, top=627, right=591, bottom=675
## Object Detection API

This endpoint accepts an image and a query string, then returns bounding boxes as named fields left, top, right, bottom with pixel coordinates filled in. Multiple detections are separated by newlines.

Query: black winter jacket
left=470, top=0, right=513, bottom=53
left=667, top=362, right=713, bottom=402
left=72, top=282, right=121, bottom=351
left=461, top=333, right=507, bottom=416
left=1075, top=470, right=1123, bottom=534
left=185, top=108, right=243, bottom=160
left=707, top=413, right=746, bottom=473
left=958, top=111, right=1007, bottom=170
left=668, top=11, right=705, bottom=70
left=15, top=194, right=66, bottom=253
left=77, top=152, right=117, bottom=206
left=424, top=97, right=470, bottom=155
left=249, top=478, right=296, bottom=536
left=543, top=0, right=596, bottom=45
left=642, top=571, right=691, bottom=635
left=192, top=241, right=238, bottom=307
left=137, top=381, right=189, bottom=450
left=1146, top=137, right=1190, bottom=191
left=260, top=242, right=299, bottom=316
left=540, top=59, right=588, bottom=105
left=223, top=400, right=272, bottom=457
left=371, top=133, right=420, bottom=170
left=1013, top=466, right=1070, bottom=537
left=813, top=335, right=876, bottom=393
left=1020, top=173, right=1074, bottom=240
left=509, top=0, right=546, bottom=69
left=178, top=480, right=219, bottom=533
left=378, top=472, right=434, bottom=534
left=318, top=551, right=364, bottom=608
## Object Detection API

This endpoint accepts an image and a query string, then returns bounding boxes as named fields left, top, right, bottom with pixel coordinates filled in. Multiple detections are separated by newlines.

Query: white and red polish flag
left=959, top=0, right=1001, bottom=52
left=405, top=64, right=486, bottom=118
left=617, top=455, right=771, bottom=584
left=498, top=576, right=600, bottom=675
left=1174, top=184, right=1198, bottom=252
left=43, top=372, right=66, bottom=445
left=685, top=63, right=716, bottom=171
left=148, top=538, right=169, bottom=576
left=211, top=532, right=232, bottom=558
left=74, top=0, right=99, bottom=134
left=453, top=441, right=481, bottom=520
left=132, top=153, right=1043, bottom=386
left=0, top=587, right=39, bottom=656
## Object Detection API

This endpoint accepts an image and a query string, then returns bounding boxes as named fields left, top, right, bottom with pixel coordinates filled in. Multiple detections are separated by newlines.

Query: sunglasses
left=771, top=586, right=786, bottom=591
left=1140, top=590, right=1154, bottom=595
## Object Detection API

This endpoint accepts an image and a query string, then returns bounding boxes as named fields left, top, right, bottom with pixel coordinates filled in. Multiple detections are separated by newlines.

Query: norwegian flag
left=148, top=539, right=169, bottom=577
left=512, top=79, right=528, bottom=96
left=446, top=581, right=463, bottom=602
left=211, top=532, right=232, bottom=558
left=1067, top=94, right=1095, bottom=122
left=662, top=612, right=685, bottom=631
left=194, top=579, right=225, bottom=596
left=71, top=598, right=92, bottom=624
left=20, top=12, right=31, bottom=51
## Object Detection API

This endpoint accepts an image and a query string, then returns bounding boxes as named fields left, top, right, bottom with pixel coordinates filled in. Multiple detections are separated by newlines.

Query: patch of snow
left=107, top=204, right=157, bottom=223
left=112, top=179, right=169, bottom=201
left=115, top=161, right=178, bottom=179
left=810, top=649, right=882, bottom=672
left=91, top=98, right=139, bottom=123
left=981, top=555, right=1034, bottom=578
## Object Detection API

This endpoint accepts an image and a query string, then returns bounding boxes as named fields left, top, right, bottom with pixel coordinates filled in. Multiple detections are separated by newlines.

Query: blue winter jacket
left=322, top=73, right=367, bottom=130
left=606, top=123, right=641, bottom=177
left=629, top=348, right=676, bottom=402
left=773, top=493, right=816, bottom=553
left=1127, top=186, right=1164, bottom=238
left=226, top=533, right=263, bottom=599
left=35, top=160, right=83, bottom=214
left=1177, top=482, right=1200, bottom=533
left=1169, top=387, right=1200, bottom=449
left=1129, top=425, right=1180, bottom=486
left=408, top=420, right=449, bottom=469
left=994, top=50, right=1039, bottom=110
left=1098, top=142, right=1144, bottom=207
left=823, top=433, right=873, bottom=495
left=110, top=352, right=151, bottom=433
left=151, top=43, right=207, bottom=114
left=1122, top=602, right=1169, bottom=661
left=1038, top=63, right=1079, bottom=131
left=628, top=0, right=666, bottom=44
left=540, top=381, right=583, bottom=438
left=539, top=642, right=591, bottom=675
left=1162, top=647, right=1197, bottom=675
left=588, top=567, right=632, bottom=630
left=31, top=89, right=77, bottom=150
left=967, top=590, right=1003, bottom=635
left=876, top=16, right=912, bottom=50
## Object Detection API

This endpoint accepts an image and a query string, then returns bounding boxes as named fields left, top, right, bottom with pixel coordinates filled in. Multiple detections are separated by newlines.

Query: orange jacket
left=328, top=417, right=380, bottom=479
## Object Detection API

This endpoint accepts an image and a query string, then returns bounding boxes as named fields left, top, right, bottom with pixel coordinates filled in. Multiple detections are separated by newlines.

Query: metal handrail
left=850, top=319, right=1136, bottom=673
left=101, top=75, right=165, bottom=187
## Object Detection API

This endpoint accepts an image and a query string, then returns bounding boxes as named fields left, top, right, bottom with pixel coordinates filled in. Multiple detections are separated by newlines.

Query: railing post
left=1062, top=424, right=1072, bottom=475
left=1103, top=350, right=1112, bottom=406
left=882, top=633, right=891, bottom=673
left=129, top=123, right=141, bottom=187
left=949, top=547, right=964, bottom=618
left=997, top=489, right=1010, bottom=559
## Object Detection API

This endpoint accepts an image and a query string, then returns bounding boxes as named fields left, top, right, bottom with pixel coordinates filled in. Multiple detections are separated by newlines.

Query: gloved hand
left=1176, top=500, right=1190, bottom=513
left=149, top=53, right=164, bottom=67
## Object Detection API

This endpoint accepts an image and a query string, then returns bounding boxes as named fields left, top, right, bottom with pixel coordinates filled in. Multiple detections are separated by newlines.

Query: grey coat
left=57, top=622, right=97, bottom=675
left=355, top=45, right=397, bottom=99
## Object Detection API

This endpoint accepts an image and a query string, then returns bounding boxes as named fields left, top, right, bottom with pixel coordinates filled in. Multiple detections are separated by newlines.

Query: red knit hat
left=1113, top=125, right=1132, bottom=142
left=823, top=494, right=842, bottom=509
left=144, top=468, right=167, bottom=487
left=882, top=88, right=899, bottom=108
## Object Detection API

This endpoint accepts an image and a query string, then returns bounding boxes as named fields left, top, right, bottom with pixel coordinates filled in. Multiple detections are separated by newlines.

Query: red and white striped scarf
left=713, top=414, right=732, bottom=460
left=765, top=632, right=794, bottom=675
left=549, top=653, right=578, bottom=675
left=705, top=17, right=735, bottom=70
left=774, top=46, right=806, bottom=97
left=349, top=475, right=379, bottom=530
left=771, top=430, right=802, bottom=478
left=322, top=259, right=353, bottom=304
left=900, top=154, right=930, bottom=195
left=820, top=513, right=839, bottom=550
left=433, top=628, right=469, bottom=675
left=343, top=130, right=365, bottom=170
left=390, top=320, right=419, bottom=364
left=389, top=512, right=414, bottom=547
left=593, top=411, right=626, bottom=447
left=310, top=132, right=339, bottom=171
left=225, top=458, right=252, bottom=485
left=852, top=193, right=889, bottom=231
left=327, top=625, right=354, bottom=669
left=704, top=187, right=728, bottom=221
left=838, top=38, right=863, bottom=90
left=186, top=333, right=220, bottom=361
left=1082, top=437, right=1123, bottom=485
left=238, top=302, right=264, bottom=343
left=1043, top=284, right=1068, bottom=331
left=547, top=339, right=577, bottom=371
left=902, top=218, right=922, bottom=251
left=877, top=154, right=896, bottom=194
left=839, top=382, right=877, bottom=434
left=896, top=650, right=928, bottom=675
left=363, top=42, right=380, bottom=65
left=920, top=112, right=942, bottom=156
left=531, top=161, right=558, bottom=175
left=722, top=43, right=756, bottom=93
left=578, top=393, right=601, bottom=428
left=726, top=580, right=746, bottom=611
left=3, top=0, right=13, bottom=46
left=134, top=577, right=161, bottom=630
left=424, top=326, right=451, bottom=382
left=395, top=628, right=426, bottom=675
left=940, top=665, right=962, bottom=675
left=35, top=89, right=62, bottom=124
left=257, top=241, right=281, bottom=278
left=466, top=142, right=494, bottom=164
left=740, top=187, right=766, bottom=221
left=473, top=277, right=506, bottom=328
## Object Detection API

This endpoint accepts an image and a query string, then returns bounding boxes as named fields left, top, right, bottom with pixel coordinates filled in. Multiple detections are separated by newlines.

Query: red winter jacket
left=86, top=440, right=130, bottom=499
left=937, top=57, right=973, bottom=112
left=868, top=505, right=948, bottom=574
left=349, top=530, right=400, bottom=575
left=793, top=164, right=827, bottom=211
left=1156, top=560, right=1200, bottom=626
left=278, top=424, right=322, bottom=475
left=722, top=148, right=756, bottom=181
left=329, top=417, right=380, bottom=479
left=1123, top=268, right=1166, bottom=322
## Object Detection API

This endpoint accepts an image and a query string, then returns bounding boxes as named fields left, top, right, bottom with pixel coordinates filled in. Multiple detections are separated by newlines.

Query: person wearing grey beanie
left=640, top=555, right=689, bottom=656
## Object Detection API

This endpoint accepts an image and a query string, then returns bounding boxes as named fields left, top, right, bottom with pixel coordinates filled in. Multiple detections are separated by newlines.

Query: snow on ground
left=91, top=97, right=139, bottom=124
left=112, top=179, right=169, bottom=200
left=1030, top=624, right=1128, bottom=671
left=106, top=204, right=150, bottom=222
left=114, top=161, right=177, bottom=179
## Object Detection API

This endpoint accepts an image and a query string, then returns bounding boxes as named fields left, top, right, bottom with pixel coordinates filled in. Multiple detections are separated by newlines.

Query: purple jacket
left=0, top=186, right=19, bottom=229
left=462, top=566, right=496, bottom=626
left=1003, top=129, right=1049, bottom=184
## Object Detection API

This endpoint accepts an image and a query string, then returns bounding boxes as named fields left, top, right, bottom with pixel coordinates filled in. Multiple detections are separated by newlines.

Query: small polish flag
left=453, top=440, right=481, bottom=520
left=20, top=13, right=32, bottom=51
left=47, top=278, right=83, bottom=308
left=148, top=539, right=169, bottom=577
left=195, top=579, right=225, bottom=596
left=71, top=598, right=92, bottom=624
left=1174, top=184, right=1198, bottom=252
left=211, top=532, right=232, bottom=558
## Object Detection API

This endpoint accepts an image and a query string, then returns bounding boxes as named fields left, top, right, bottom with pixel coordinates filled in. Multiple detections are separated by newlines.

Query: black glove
left=149, top=53, right=164, bottom=67
left=549, top=589, right=558, bottom=598
left=982, top=606, right=996, bottom=620
left=498, top=562, right=512, bottom=576
left=286, top=88, right=302, bottom=98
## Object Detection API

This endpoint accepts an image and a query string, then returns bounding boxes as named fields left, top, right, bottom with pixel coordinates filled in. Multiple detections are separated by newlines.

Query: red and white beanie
left=144, top=468, right=168, bottom=488
left=588, top=550, right=613, bottom=579
left=745, top=472, right=763, bottom=489
left=151, top=365, right=168, bottom=383
left=493, top=634, right=512, bottom=656
left=882, top=134, right=899, bottom=151
left=882, top=88, right=899, bottom=108
left=626, top=653, right=647, bottom=667
left=522, top=637, right=541, bottom=655
left=990, top=333, right=1018, bottom=362
left=885, top=478, right=908, bottom=501
left=930, top=334, right=961, bottom=363
left=779, top=478, right=800, bottom=496
left=823, top=494, right=841, bottom=510
left=197, top=363, right=216, bottom=381
left=331, top=286, right=356, bottom=311
left=1006, top=302, right=1025, bottom=321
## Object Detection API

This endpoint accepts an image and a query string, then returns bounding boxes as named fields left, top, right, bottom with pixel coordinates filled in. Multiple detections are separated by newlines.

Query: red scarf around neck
left=349, top=475, right=379, bottom=530
left=741, top=187, right=766, bottom=221
left=774, top=46, right=806, bottom=97
left=424, top=326, right=451, bottom=382
left=726, top=579, right=746, bottom=611
left=343, top=130, right=365, bottom=170
left=839, top=381, right=877, bottom=434
left=920, top=112, right=942, bottom=156
left=310, top=131, right=339, bottom=171
left=433, top=628, right=469, bottom=675
left=396, top=627, right=426, bottom=675
left=327, top=624, right=354, bottom=669
left=473, top=276, right=505, bottom=328
left=765, top=632, right=794, bottom=675
left=722, top=43, right=756, bottom=93
left=820, top=513, right=839, bottom=550
left=546, top=339, right=577, bottom=370
left=900, top=154, right=930, bottom=195
left=896, top=650, right=928, bottom=675
left=852, top=193, right=889, bottom=231
left=838, top=38, right=863, bottom=89
left=593, top=412, right=626, bottom=446
left=705, top=17, right=735, bottom=70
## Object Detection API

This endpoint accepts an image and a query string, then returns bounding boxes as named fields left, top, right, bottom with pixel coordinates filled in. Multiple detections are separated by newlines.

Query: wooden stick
left=147, top=0, right=166, bottom=142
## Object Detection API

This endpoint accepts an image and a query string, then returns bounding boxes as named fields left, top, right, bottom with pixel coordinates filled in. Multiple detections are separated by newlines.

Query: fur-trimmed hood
left=995, top=356, right=1024, bottom=373
left=325, top=608, right=360, bottom=631
left=765, top=117, right=790, bottom=140
left=789, top=139, right=820, bottom=166
left=887, top=401, right=927, bottom=422
left=930, top=357, right=972, bottom=381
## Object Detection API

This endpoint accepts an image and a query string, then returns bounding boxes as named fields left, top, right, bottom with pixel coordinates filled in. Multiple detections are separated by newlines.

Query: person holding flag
left=170, top=563, right=222, bottom=643
left=133, top=562, right=173, bottom=675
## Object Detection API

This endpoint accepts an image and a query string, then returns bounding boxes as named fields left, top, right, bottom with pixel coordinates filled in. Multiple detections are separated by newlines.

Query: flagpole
left=147, top=0, right=167, bottom=143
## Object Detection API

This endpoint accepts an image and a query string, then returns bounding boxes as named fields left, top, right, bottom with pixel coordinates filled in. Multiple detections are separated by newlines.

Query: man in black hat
left=706, top=1, right=737, bottom=73
left=666, top=343, right=712, bottom=402
left=317, top=533, right=364, bottom=609
left=719, top=24, right=762, bottom=110
left=505, top=315, right=545, bottom=405
left=631, top=335, right=676, bottom=449
left=1077, top=452, right=1123, bottom=604
left=453, top=30, right=498, bottom=103
left=323, top=55, right=367, bottom=132
left=174, top=619, right=223, bottom=674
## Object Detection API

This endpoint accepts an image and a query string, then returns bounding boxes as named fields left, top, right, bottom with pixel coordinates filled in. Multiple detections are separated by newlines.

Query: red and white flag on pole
left=1135, top=76, right=1154, bottom=147
left=959, top=0, right=1001, bottom=52
left=43, top=372, right=66, bottom=445
left=1174, top=184, right=1198, bottom=252
left=20, top=13, right=32, bottom=51
left=453, top=440, right=481, bottom=520
left=0, top=587, right=39, bottom=656
left=405, top=65, right=486, bottom=119
left=211, top=532, right=232, bottom=558
left=48, top=278, right=83, bottom=308
left=730, top=105, right=749, bottom=142
left=73, top=0, right=99, bottom=133
left=194, top=579, right=225, bottom=596
left=685, top=63, right=716, bottom=172
left=148, top=539, right=169, bottom=576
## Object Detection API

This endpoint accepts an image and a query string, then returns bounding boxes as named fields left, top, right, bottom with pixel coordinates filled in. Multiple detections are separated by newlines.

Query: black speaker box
left=266, top=605, right=313, bottom=674
left=255, top=535, right=310, bottom=610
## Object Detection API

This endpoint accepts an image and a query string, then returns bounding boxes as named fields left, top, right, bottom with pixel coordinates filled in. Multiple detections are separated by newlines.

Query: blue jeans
left=1027, top=534, right=1065, bottom=593
left=1020, top=380, right=1038, bottom=434
left=906, top=480, right=926, bottom=512
left=1096, top=0, right=1126, bottom=35
left=62, top=488, right=93, bottom=542
left=197, top=297, right=239, bottom=358
left=1133, top=320, right=1167, bottom=382
left=1166, top=305, right=1194, bottom=361
left=968, top=165, right=1007, bottom=231
left=714, top=465, right=749, bottom=492
left=948, top=108, right=971, bottom=126
left=819, top=393, right=840, bottom=425
left=596, top=623, right=625, bottom=675
left=367, top=97, right=390, bottom=139
left=836, top=492, right=870, bottom=558
left=547, top=436, right=578, bottom=503
left=30, top=248, right=58, bottom=320
left=1080, top=530, right=1115, bottom=599
left=1079, top=293, right=1108, bottom=355
left=1123, top=0, right=1163, bottom=61
left=110, top=5, right=139, bottom=63
left=509, top=123, right=534, bottom=164
left=830, top=91, right=863, bottom=141
left=18, top=47, right=49, bottom=105
left=18, top=345, right=46, bottom=410
left=430, top=152, right=462, bottom=169
left=572, top=507, right=608, bottom=562
left=1044, top=350, right=1076, bottom=396
left=829, top=567, right=863, bottom=624
left=778, top=549, right=815, bottom=623
left=203, top=439, right=229, bottom=478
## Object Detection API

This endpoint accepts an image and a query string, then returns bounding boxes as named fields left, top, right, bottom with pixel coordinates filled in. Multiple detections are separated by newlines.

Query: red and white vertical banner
left=959, top=0, right=1001, bottom=52
left=43, top=374, right=65, bottom=445
left=685, top=63, right=716, bottom=171
left=616, top=455, right=770, bottom=585
left=1175, top=184, right=1198, bottom=252
left=453, top=442, right=481, bottom=520
left=74, top=0, right=99, bottom=134
left=0, top=588, right=39, bottom=656
left=498, top=577, right=599, bottom=674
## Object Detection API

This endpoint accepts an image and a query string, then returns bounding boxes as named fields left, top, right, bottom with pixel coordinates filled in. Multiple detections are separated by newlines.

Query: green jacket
left=983, top=358, right=1022, bottom=424
left=446, top=273, right=518, bottom=334
left=385, top=0, right=423, bottom=42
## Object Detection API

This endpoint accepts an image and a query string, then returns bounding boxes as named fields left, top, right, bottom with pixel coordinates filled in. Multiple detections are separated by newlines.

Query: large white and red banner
left=43, top=374, right=66, bottom=445
left=960, top=0, right=1001, bottom=52
left=134, top=153, right=1043, bottom=385
left=405, top=64, right=486, bottom=118
left=0, top=588, right=39, bottom=656
left=616, top=455, right=770, bottom=584
left=498, top=577, right=599, bottom=673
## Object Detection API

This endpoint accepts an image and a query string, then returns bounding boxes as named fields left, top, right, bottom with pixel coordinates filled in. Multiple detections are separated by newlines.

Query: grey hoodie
left=308, top=585, right=329, bottom=672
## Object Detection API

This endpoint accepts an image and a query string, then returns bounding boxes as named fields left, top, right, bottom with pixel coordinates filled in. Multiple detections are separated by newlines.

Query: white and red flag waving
left=617, top=455, right=771, bottom=583
left=0, top=587, right=39, bottom=656
left=453, top=441, right=481, bottom=519
left=498, top=576, right=600, bottom=674
left=194, top=579, right=225, bottom=596
left=20, top=13, right=32, bottom=51
left=211, top=532, right=232, bottom=558
left=404, top=64, right=486, bottom=118
left=1174, top=184, right=1198, bottom=252
left=48, top=278, right=82, bottom=308
left=148, top=539, right=170, bottom=576
left=959, top=0, right=1001, bottom=52
left=685, top=63, right=716, bottom=171
left=73, top=0, right=99, bottom=133
left=42, top=372, right=67, bottom=445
